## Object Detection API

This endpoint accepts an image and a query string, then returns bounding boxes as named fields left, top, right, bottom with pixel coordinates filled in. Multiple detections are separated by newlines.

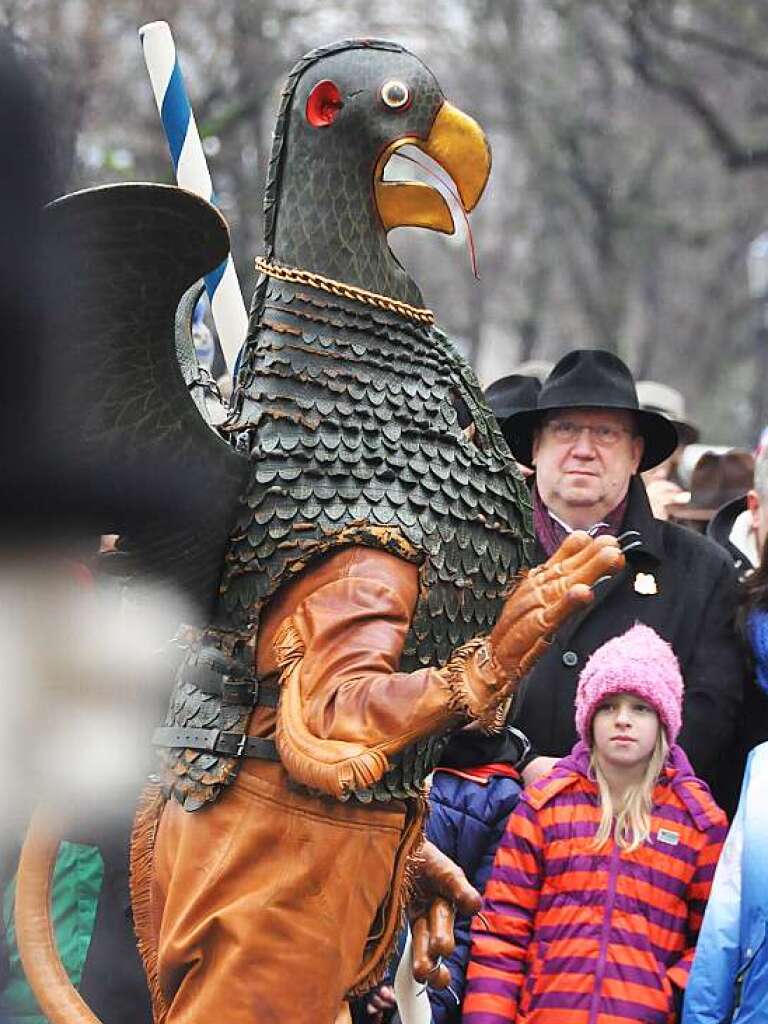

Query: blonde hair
left=590, top=729, right=669, bottom=852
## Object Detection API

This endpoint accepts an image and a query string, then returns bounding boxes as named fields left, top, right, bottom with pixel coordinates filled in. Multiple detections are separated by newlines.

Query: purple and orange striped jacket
left=463, top=743, right=727, bottom=1024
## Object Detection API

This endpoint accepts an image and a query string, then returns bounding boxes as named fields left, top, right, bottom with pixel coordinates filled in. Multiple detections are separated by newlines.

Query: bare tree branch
left=598, top=0, right=768, bottom=169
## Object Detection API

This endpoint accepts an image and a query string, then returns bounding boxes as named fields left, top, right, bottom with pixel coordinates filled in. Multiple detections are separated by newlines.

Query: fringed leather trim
left=272, top=618, right=305, bottom=674
left=346, top=796, right=427, bottom=998
left=129, top=782, right=169, bottom=1024
left=273, top=619, right=392, bottom=798
left=442, top=635, right=509, bottom=729
left=480, top=696, right=510, bottom=736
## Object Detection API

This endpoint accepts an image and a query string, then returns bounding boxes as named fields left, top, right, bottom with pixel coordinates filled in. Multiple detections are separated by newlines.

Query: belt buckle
left=221, top=676, right=256, bottom=705
left=235, top=734, right=248, bottom=757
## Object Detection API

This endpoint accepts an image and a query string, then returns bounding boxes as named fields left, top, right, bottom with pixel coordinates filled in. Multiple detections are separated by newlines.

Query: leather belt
left=152, top=726, right=279, bottom=761
left=181, top=647, right=279, bottom=708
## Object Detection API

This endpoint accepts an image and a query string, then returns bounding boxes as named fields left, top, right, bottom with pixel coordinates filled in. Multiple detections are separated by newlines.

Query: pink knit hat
left=574, top=623, right=683, bottom=744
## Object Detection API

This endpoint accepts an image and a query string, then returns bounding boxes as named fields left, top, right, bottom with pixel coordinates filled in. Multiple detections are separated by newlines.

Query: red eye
left=306, top=79, right=343, bottom=127
left=380, top=79, right=411, bottom=111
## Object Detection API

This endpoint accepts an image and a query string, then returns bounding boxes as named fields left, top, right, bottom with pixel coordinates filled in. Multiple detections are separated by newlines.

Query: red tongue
left=390, top=150, right=479, bottom=279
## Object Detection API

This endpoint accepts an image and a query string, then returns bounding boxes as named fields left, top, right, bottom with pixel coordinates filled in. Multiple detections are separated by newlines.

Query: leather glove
left=409, top=840, right=481, bottom=990
left=443, top=532, right=624, bottom=725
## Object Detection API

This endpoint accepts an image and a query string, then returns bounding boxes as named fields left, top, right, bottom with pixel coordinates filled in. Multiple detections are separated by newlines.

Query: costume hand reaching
left=444, top=532, right=625, bottom=725
left=409, top=840, right=481, bottom=990
left=490, top=531, right=625, bottom=680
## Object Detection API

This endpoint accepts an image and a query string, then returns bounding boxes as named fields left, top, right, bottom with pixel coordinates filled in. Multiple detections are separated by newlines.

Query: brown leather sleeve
left=259, top=546, right=476, bottom=796
left=259, top=534, right=624, bottom=797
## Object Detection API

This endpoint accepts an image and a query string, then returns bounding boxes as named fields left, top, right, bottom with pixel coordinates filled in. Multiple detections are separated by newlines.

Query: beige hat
left=512, top=359, right=554, bottom=384
left=636, top=381, right=699, bottom=446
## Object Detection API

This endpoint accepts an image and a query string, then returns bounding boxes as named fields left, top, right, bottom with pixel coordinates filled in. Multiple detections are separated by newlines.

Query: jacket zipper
left=588, top=841, right=621, bottom=1024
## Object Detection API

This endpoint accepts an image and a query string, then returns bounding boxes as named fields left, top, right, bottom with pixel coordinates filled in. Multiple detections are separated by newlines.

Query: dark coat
left=706, top=495, right=768, bottom=791
left=426, top=729, right=523, bottom=1024
left=511, top=476, right=745, bottom=813
left=707, top=494, right=756, bottom=582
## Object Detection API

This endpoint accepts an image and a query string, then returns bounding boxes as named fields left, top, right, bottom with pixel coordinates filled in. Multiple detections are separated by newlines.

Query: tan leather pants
left=146, top=761, right=407, bottom=1024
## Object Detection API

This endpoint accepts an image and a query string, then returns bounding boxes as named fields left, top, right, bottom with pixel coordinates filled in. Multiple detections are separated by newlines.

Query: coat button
left=562, top=650, right=578, bottom=668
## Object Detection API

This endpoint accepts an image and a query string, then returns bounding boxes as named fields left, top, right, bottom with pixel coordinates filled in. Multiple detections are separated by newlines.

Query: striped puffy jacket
left=463, top=743, right=727, bottom=1024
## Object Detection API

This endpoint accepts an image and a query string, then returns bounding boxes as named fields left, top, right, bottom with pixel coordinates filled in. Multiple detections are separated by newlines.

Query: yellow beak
left=374, top=100, right=492, bottom=235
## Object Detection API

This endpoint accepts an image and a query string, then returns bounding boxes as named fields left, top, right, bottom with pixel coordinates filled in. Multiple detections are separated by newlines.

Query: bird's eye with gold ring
left=380, top=80, right=411, bottom=110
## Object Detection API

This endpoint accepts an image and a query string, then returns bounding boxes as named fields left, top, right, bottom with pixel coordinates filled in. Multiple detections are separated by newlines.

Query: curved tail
left=14, top=808, right=103, bottom=1024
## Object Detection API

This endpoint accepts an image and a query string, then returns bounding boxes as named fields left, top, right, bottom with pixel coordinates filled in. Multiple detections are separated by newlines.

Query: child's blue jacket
left=684, top=742, right=768, bottom=1023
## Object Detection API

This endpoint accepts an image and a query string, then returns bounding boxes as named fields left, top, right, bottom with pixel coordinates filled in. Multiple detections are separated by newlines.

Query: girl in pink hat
left=463, top=624, right=727, bottom=1024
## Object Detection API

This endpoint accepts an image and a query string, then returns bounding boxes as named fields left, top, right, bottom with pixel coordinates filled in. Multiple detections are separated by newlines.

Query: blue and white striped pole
left=139, top=20, right=248, bottom=375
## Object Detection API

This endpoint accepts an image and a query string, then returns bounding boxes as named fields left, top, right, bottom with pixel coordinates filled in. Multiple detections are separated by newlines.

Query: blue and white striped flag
left=140, top=20, right=248, bottom=374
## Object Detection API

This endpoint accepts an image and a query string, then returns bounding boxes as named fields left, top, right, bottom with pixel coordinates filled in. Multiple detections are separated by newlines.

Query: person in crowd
left=729, top=447, right=768, bottom=784
left=702, top=443, right=768, bottom=812
left=708, top=441, right=768, bottom=581
left=637, top=381, right=698, bottom=520
left=501, top=349, right=744, bottom=812
left=668, top=449, right=753, bottom=535
left=738, top=465, right=768, bottom=676
left=463, top=624, right=728, bottom=1023
left=682, top=742, right=768, bottom=1024
left=424, top=721, right=533, bottom=1023
left=484, top=374, right=542, bottom=476
left=637, top=380, right=700, bottom=450
left=1, top=830, right=153, bottom=1024
left=356, top=720, right=531, bottom=1024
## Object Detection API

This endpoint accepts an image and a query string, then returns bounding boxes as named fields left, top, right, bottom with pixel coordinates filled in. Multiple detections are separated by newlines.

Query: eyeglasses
left=544, top=418, right=635, bottom=448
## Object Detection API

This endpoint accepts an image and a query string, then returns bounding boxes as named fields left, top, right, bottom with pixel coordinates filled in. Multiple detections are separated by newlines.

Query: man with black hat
left=504, top=349, right=744, bottom=810
left=484, top=374, right=542, bottom=476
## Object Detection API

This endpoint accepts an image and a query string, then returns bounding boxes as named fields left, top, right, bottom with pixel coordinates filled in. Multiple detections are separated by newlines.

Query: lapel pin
left=634, top=572, right=658, bottom=596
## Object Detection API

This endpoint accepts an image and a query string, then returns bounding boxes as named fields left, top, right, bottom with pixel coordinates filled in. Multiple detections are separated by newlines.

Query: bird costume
left=14, top=39, right=623, bottom=1024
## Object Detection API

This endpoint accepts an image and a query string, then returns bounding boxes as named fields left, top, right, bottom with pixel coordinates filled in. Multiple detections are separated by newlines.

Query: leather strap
left=181, top=650, right=279, bottom=708
left=152, top=726, right=279, bottom=760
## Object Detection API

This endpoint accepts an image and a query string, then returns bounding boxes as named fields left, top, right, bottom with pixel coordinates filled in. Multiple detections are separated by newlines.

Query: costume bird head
left=263, top=39, right=491, bottom=308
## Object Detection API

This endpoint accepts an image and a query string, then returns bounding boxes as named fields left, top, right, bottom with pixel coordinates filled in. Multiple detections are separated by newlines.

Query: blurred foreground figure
left=0, top=31, right=54, bottom=534
left=0, top=29, right=167, bottom=1024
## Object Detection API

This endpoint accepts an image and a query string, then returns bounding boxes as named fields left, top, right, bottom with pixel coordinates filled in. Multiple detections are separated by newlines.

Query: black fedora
left=503, top=349, right=679, bottom=472
left=484, top=374, right=542, bottom=449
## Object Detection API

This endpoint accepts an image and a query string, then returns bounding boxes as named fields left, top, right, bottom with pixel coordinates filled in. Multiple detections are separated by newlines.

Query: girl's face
left=592, top=692, right=660, bottom=770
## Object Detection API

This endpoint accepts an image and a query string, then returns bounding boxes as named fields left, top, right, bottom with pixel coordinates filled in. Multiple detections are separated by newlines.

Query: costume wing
left=45, top=183, right=248, bottom=619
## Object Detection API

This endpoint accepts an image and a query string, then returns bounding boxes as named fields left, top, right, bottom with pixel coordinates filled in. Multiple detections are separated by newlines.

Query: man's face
left=532, top=407, right=644, bottom=528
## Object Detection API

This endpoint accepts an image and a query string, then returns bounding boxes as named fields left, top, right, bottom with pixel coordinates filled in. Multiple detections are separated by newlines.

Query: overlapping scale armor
left=159, top=274, right=532, bottom=808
